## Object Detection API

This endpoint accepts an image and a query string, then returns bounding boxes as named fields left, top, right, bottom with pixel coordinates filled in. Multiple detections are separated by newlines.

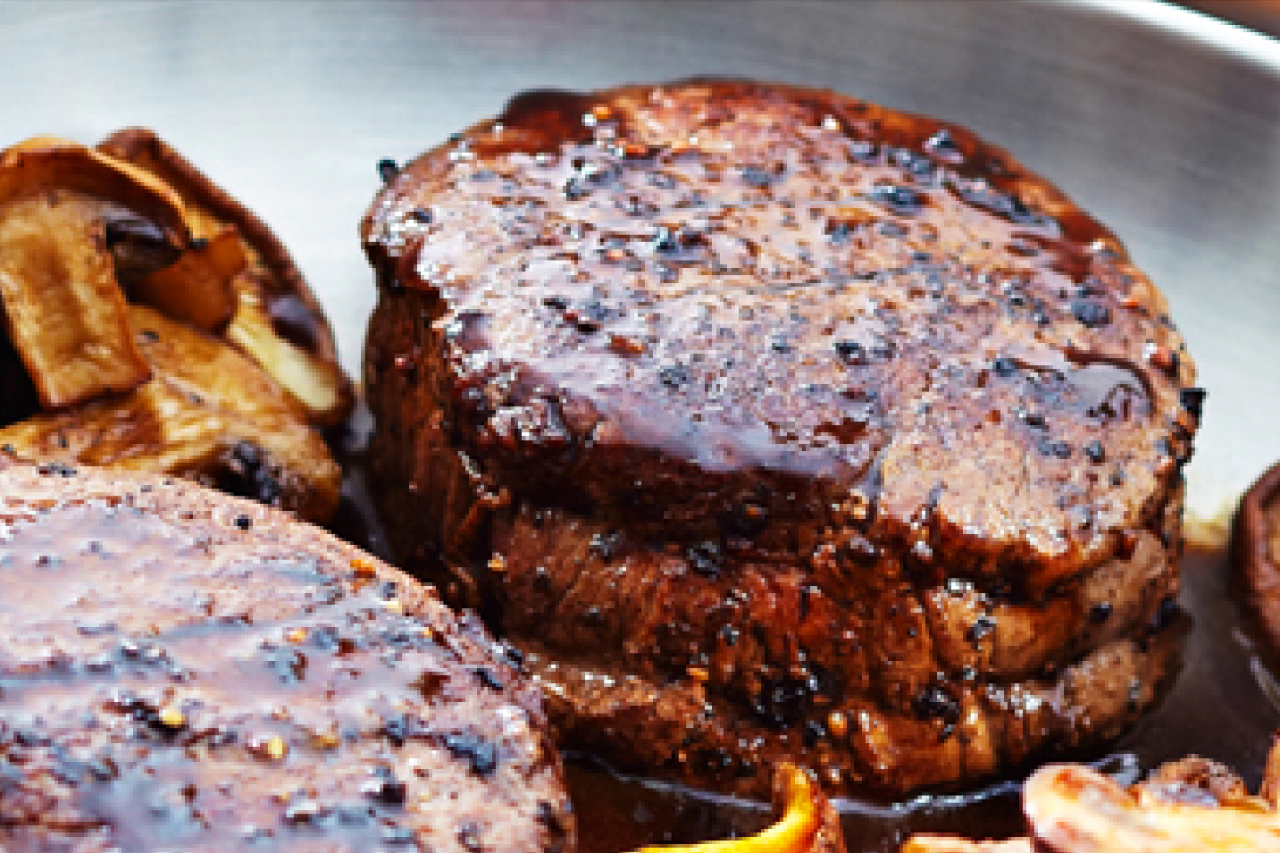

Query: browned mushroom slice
left=1261, top=734, right=1280, bottom=809
left=1134, top=756, right=1252, bottom=808
left=1021, top=764, right=1280, bottom=852
left=633, top=765, right=847, bottom=853
left=223, top=284, right=350, bottom=424
left=99, top=127, right=354, bottom=426
left=0, top=305, right=340, bottom=522
left=131, top=223, right=243, bottom=334
left=904, top=750, right=1280, bottom=853
left=0, top=138, right=190, bottom=409
left=0, top=193, right=150, bottom=408
left=0, top=136, right=186, bottom=220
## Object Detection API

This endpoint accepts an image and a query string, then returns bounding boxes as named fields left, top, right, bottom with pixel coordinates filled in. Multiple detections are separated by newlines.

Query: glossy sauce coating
left=360, top=81, right=1199, bottom=798
left=0, top=459, right=573, bottom=853
left=329, top=434, right=1278, bottom=851
left=364, top=80, right=1196, bottom=588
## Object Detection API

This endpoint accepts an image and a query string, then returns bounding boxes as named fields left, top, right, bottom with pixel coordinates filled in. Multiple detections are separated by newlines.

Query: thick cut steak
left=362, top=80, right=1200, bottom=797
left=0, top=457, right=573, bottom=853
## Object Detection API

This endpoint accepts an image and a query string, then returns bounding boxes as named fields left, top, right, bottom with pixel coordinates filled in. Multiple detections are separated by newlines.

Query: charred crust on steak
left=0, top=457, right=574, bottom=853
left=362, top=80, right=1197, bottom=796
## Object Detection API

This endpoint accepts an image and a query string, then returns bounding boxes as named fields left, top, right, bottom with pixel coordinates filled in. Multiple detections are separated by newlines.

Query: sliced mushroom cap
left=1022, top=764, right=1280, bottom=853
left=0, top=131, right=346, bottom=523
left=0, top=137, right=187, bottom=225
left=0, top=304, right=340, bottom=522
left=633, top=765, right=845, bottom=853
left=103, top=209, right=186, bottom=281
left=0, top=138, right=191, bottom=280
left=99, top=127, right=354, bottom=426
left=224, top=284, right=350, bottom=425
left=0, top=138, right=192, bottom=409
left=132, top=223, right=243, bottom=334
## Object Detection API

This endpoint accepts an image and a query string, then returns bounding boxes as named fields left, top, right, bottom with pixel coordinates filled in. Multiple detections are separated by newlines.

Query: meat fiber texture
left=361, top=80, right=1201, bottom=798
left=0, top=457, right=574, bottom=853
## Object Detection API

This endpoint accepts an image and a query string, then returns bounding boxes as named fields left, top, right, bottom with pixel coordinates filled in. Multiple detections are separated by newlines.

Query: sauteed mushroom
left=637, top=765, right=846, bottom=853
left=0, top=305, right=340, bottom=520
left=101, top=127, right=354, bottom=426
left=902, top=740, right=1280, bottom=852
left=130, top=221, right=243, bottom=334
left=0, top=131, right=350, bottom=521
left=0, top=137, right=189, bottom=408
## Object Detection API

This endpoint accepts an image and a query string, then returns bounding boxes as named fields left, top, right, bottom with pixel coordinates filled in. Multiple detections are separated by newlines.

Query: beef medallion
left=361, top=80, right=1200, bottom=798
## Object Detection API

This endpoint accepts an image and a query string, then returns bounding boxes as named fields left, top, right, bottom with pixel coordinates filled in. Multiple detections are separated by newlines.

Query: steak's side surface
left=0, top=457, right=573, bottom=853
left=362, top=80, right=1200, bottom=797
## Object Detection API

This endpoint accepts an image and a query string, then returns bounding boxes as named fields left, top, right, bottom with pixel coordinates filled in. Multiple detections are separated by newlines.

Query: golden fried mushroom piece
left=99, top=128, right=354, bottom=426
left=1259, top=733, right=1280, bottom=811
left=222, top=289, right=350, bottom=421
left=903, top=753, right=1280, bottom=853
left=132, top=222, right=243, bottom=334
left=1024, top=764, right=1280, bottom=852
left=0, top=131, right=347, bottom=522
left=636, top=766, right=846, bottom=853
left=0, top=137, right=191, bottom=408
left=0, top=305, right=340, bottom=521
left=0, top=136, right=187, bottom=219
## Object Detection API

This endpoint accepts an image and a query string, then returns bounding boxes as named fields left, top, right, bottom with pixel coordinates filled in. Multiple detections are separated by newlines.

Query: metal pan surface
left=3, top=1, right=1280, bottom=850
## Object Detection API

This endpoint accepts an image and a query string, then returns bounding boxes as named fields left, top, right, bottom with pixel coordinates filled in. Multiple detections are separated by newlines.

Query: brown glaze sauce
left=0, top=462, right=569, bottom=853
left=332, top=416, right=1280, bottom=853
left=391, top=84, right=1153, bottom=484
left=352, top=80, right=1234, bottom=814
left=388, top=84, right=1165, bottom=437
left=364, top=80, right=1196, bottom=579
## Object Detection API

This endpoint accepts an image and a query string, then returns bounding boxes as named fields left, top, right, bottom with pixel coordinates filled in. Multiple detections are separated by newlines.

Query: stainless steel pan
left=3, top=1, right=1278, bottom=848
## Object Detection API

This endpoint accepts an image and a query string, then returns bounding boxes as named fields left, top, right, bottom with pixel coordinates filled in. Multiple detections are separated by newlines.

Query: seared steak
left=362, top=80, right=1200, bottom=797
left=0, top=457, right=573, bottom=853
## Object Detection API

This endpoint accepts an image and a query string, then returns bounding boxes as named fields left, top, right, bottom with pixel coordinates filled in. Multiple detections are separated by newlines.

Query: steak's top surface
left=0, top=458, right=572, bottom=853
left=363, top=80, right=1197, bottom=590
